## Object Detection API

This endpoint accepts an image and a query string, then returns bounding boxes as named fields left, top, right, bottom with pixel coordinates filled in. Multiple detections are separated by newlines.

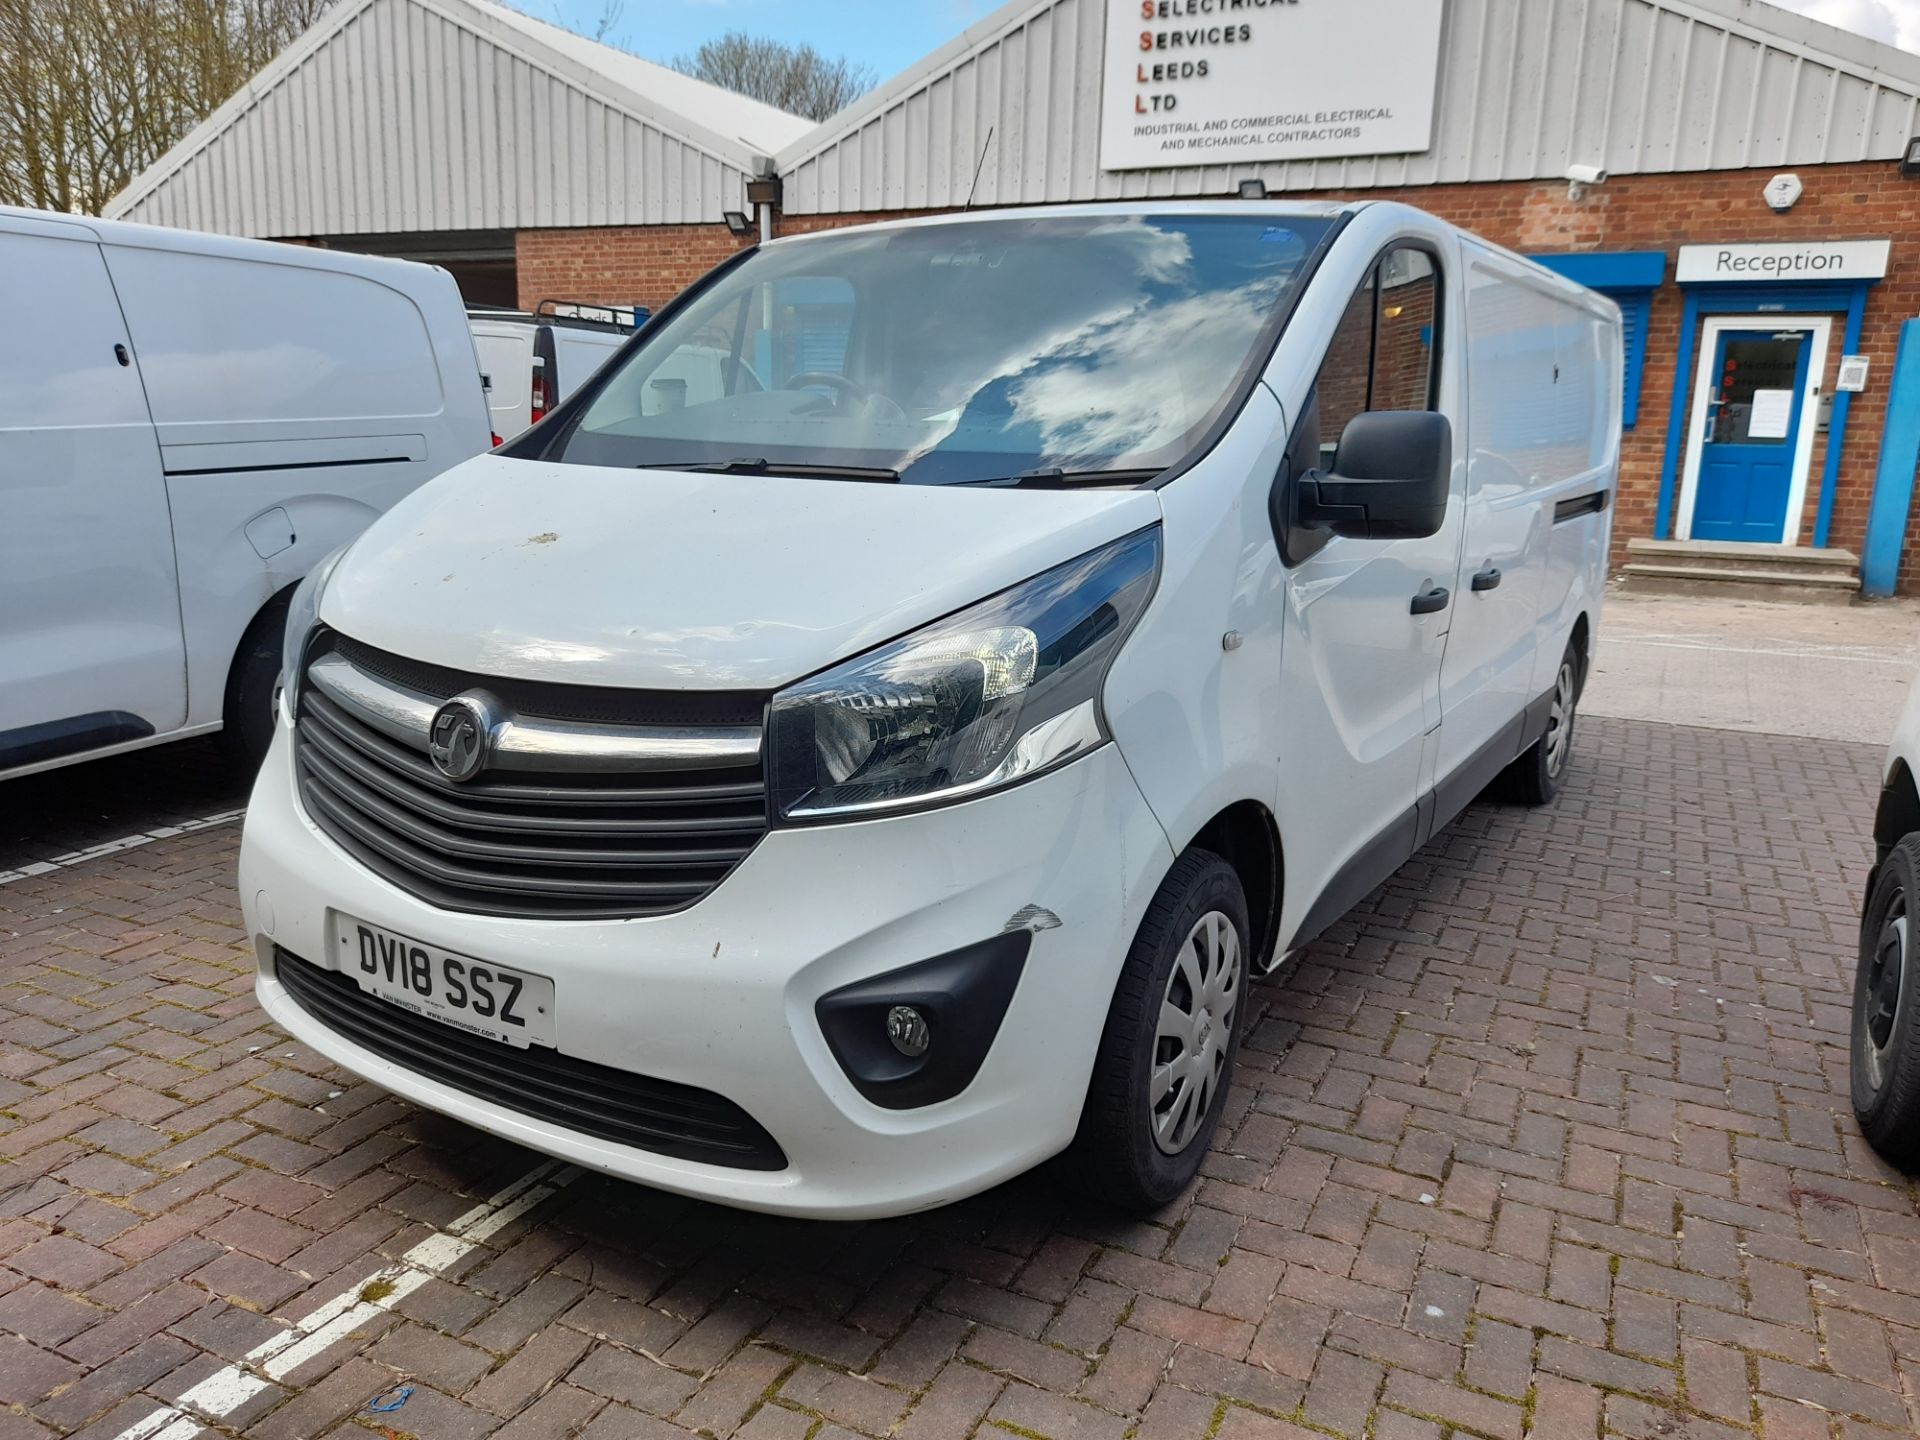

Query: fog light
left=887, top=1005, right=930, bottom=1057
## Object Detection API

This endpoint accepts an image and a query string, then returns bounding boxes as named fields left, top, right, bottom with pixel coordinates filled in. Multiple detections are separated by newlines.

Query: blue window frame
left=1530, top=251, right=1667, bottom=429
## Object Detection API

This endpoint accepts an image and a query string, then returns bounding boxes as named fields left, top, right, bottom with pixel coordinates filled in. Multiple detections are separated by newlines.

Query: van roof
left=0, top=204, right=449, bottom=288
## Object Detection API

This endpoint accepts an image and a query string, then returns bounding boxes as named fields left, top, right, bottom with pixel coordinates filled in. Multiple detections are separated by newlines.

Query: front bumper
left=240, top=726, right=1173, bottom=1218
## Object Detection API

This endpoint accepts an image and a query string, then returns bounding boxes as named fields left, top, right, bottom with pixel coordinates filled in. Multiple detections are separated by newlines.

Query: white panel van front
left=239, top=202, right=1619, bottom=1218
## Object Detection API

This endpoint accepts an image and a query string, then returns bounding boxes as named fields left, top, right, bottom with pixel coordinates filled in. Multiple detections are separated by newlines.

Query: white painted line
left=0, top=808, right=247, bottom=886
left=110, top=1160, right=582, bottom=1440
left=1606, top=637, right=1914, bottom=666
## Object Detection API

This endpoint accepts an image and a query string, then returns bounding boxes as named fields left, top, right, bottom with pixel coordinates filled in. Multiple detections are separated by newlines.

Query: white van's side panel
left=550, top=327, right=628, bottom=399
left=1435, top=251, right=1570, bottom=780
left=472, top=321, right=534, bottom=434
left=1254, top=207, right=1474, bottom=950
left=0, top=223, right=185, bottom=743
left=1531, top=288, right=1621, bottom=697
left=100, top=240, right=490, bottom=730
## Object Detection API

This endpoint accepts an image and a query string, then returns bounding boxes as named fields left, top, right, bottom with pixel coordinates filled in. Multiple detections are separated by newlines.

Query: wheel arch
left=223, top=580, right=300, bottom=714
left=1186, top=800, right=1283, bottom=971
left=1569, top=610, right=1592, bottom=691
left=1876, top=760, right=1920, bottom=869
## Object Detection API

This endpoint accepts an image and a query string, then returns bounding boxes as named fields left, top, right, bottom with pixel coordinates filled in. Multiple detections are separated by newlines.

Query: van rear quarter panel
left=101, top=240, right=489, bottom=725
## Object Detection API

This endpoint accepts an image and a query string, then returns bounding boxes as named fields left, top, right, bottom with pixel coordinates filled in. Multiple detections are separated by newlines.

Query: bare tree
left=671, top=32, right=874, bottom=122
left=0, top=0, right=333, bottom=214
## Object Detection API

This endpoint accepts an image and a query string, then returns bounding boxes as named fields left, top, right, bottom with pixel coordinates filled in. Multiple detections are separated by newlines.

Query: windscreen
left=551, top=213, right=1332, bottom=486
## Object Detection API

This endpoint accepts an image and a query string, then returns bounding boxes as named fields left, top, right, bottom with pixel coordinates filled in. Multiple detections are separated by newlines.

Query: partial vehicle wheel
left=219, top=592, right=290, bottom=773
left=1505, top=642, right=1581, bottom=806
left=1853, top=835, right=1920, bottom=1166
left=1063, top=848, right=1250, bottom=1211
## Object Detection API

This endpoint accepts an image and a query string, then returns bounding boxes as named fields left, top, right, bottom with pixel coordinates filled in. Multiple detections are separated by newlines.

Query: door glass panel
left=1710, top=337, right=1801, bottom=445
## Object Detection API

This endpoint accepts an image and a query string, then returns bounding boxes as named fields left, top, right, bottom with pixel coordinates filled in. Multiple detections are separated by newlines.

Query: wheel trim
left=1150, top=910, right=1241, bottom=1156
left=1545, top=660, right=1577, bottom=778
left=1865, top=903, right=1908, bottom=1095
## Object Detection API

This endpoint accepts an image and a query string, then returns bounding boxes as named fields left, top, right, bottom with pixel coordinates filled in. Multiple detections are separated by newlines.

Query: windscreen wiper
left=644, top=457, right=900, bottom=483
left=972, top=467, right=1166, bottom=489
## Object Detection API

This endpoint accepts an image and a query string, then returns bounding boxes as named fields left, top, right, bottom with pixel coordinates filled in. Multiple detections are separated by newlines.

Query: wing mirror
left=1297, top=410, right=1452, bottom=541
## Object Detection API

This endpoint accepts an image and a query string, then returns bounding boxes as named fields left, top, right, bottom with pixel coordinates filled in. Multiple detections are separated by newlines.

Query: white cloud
left=1769, top=0, right=1920, bottom=52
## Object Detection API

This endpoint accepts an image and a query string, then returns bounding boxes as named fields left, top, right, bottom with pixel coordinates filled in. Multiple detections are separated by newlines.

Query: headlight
left=769, top=527, right=1160, bottom=820
left=279, top=545, right=350, bottom=724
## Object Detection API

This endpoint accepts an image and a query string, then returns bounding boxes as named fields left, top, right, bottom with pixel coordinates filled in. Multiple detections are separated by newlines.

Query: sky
left=538, top=0, right=1920, bottom=88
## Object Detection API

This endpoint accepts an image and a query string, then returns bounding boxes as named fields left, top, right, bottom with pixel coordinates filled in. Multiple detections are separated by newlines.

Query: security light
left=1237, top=179, right=1268, bottom=200
left=1904, top=137, right=1920, bottom=177
left=723, top=210, right=753, bottom=236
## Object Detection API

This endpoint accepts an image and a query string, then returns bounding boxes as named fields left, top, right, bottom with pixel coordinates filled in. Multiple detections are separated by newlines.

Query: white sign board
left=1838, top=355, right=1871, bottom=392
left=1748, top=390, right=1795, bottom=440
left=1100, top=0, right=1446, bottom=172
left=1675, top=240, right=1891, bottom=283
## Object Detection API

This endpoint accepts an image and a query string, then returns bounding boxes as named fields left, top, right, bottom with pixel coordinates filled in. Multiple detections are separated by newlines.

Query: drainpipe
left=1862, top=319, right=1920, bottom=598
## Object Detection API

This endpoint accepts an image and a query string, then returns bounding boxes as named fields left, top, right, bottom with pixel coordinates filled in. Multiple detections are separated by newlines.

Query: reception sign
left=1100, top=0, right=1446, bottom=171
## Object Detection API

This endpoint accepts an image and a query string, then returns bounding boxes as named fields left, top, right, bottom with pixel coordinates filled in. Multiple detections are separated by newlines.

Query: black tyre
left=1853, top=835, right=1920, bottom=1166
left=219, top=593, right=290, bottom=773
left=1062, top=848, right=1250, bottom=1211
left=1504, top=642, right=1581, bottom=806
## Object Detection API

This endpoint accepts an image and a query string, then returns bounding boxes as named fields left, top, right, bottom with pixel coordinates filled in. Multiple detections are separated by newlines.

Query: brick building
left=109, top=0, right=1920, bottom=591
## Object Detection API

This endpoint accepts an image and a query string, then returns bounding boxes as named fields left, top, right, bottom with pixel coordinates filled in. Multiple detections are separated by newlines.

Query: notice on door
left=1100, top=0, right=1446, bottom=172
left=1749, top=389, right=1795, bottom=440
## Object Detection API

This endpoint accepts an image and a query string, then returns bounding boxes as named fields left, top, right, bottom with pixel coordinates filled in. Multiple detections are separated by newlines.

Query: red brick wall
left=507, top=161, right=1920, bottom=584
left=515, top=224, right=751, bottom=315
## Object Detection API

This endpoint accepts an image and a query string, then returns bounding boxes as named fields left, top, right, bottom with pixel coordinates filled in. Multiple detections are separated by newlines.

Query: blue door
left=1690, top=329, right=1812, bottom=543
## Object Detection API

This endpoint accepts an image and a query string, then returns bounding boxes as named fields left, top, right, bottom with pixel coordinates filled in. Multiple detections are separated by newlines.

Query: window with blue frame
left=1530, top=251, right=1667, bottom=428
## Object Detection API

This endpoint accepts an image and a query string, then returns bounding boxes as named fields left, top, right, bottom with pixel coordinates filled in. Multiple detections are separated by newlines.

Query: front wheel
left=1062, top=849, right=1250, bottom=1211
left=1853, top=836, right=1920, bottom=1166
left=1504, top=643, right=1580, bottom=805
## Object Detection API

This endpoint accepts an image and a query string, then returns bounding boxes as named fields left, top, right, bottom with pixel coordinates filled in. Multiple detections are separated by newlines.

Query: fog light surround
left=815, top=931, right=1032, bottom=1109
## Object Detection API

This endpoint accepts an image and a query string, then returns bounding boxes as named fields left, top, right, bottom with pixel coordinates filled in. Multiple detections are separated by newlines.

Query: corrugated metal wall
left=111, top=0, right=753, bottom=235
left=777, top=0, right=1920, bottom=214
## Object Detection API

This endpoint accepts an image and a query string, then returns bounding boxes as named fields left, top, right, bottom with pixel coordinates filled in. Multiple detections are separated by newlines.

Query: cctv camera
left=1564, top=162, right=1608, bottom=201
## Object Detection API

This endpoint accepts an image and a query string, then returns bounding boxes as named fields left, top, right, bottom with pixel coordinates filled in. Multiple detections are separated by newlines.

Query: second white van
left=0, top=208, right=491, bottom=780
left=469, top=302, right=638, bottom=440
left=240, top=201, right=1620, bottom=1218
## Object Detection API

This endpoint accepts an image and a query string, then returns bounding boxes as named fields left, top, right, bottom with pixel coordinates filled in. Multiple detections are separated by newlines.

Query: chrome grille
left=294, top=631, right=769, bottom=920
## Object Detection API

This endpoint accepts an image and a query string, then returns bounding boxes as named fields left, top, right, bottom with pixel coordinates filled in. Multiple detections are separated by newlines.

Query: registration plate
left=331, top=914, right=555, bottom=1049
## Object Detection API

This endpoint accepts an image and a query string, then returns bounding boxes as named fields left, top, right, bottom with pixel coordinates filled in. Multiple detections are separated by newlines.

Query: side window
left=1310, top=245, right=1441, bottom=461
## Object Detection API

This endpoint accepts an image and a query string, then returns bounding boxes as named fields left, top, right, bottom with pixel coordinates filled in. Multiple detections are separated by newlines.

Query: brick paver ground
left=2, top=715, right=1916, bottom=1440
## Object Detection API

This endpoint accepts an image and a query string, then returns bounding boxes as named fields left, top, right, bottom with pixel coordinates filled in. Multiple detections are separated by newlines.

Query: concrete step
left=1624, top=538, right=1861, bottom=576
left=1620, top=562, right=1859, bottom=605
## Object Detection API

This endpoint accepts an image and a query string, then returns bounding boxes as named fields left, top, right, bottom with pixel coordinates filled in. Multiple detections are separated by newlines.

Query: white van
left=240, top=202, right=1619, bottom=1218
left=0, top=207, right=491, bottom=779
left=468, top=302, right=638, bottom=439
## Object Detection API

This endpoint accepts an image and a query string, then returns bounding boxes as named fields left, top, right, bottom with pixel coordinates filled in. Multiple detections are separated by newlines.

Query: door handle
left=1471, top=566, right=1502, bottom=592
left=1410, top=586, right=1451, bottom=615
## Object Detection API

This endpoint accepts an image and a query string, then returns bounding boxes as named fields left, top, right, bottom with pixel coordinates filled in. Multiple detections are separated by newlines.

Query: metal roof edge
left=103, top=0, right=381, bottom=218
left=1643, top=0, right=1920, bottom=93
left=771, top=0, right=1054, bottom=172
left=769, top=0, right=1920, bottom=185
left=106, top=0, right=778, bottom=226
